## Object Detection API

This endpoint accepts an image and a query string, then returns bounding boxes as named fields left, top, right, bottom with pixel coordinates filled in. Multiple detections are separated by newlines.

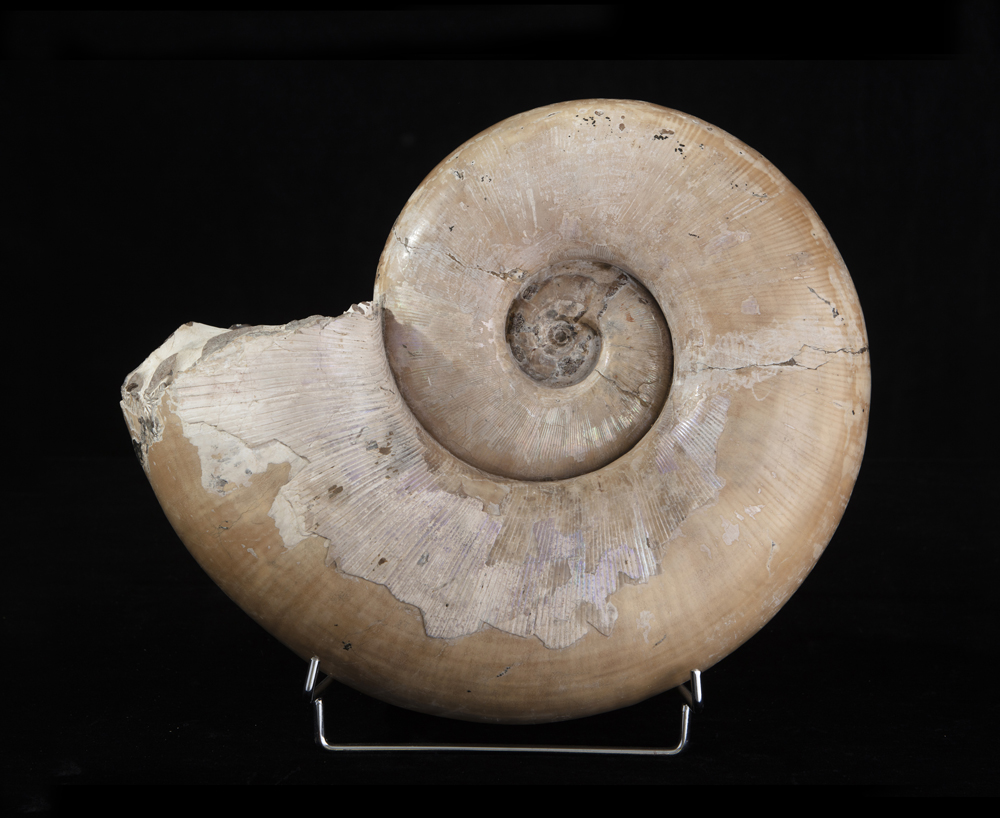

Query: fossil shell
left=121, top=100, right=870, bottom=724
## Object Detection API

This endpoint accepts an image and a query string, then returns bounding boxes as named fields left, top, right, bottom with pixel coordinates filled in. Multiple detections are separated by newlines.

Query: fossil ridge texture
left=121, top=100, right=870, bottom=723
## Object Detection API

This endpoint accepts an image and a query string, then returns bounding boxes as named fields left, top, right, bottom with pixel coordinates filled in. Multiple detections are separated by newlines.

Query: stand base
left=303, top=657, right=703, bottom=756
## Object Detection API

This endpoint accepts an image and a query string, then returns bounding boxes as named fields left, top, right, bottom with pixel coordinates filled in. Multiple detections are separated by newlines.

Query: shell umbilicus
left=121, top=100, right=870, bottom=724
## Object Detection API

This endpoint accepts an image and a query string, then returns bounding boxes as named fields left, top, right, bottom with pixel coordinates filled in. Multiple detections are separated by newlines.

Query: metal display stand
left=304, top=657, right=703, bottom=755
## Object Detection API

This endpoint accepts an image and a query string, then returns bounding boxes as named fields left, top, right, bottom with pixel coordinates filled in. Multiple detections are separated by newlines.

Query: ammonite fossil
left=121, top=100, right=870, bottom=724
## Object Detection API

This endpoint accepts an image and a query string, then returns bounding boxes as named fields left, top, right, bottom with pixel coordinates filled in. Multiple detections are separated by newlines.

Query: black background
left=6, top=10, right=998, bottom=796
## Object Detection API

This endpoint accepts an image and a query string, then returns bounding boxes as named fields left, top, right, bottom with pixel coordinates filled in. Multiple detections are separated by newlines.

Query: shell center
left=506, top=274, right=604, bottom=388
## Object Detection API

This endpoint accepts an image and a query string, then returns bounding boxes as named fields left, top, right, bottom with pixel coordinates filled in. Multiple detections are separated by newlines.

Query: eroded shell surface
left=121, top=100, right=870, bottom=723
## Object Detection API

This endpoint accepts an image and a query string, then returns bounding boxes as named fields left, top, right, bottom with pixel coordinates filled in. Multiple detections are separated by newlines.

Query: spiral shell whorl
left=376, top=102, right=694, bottom=482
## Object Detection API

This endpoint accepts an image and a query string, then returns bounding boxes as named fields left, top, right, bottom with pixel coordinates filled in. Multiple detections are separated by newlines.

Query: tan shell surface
left=121, top=100, right=870, bottom=723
